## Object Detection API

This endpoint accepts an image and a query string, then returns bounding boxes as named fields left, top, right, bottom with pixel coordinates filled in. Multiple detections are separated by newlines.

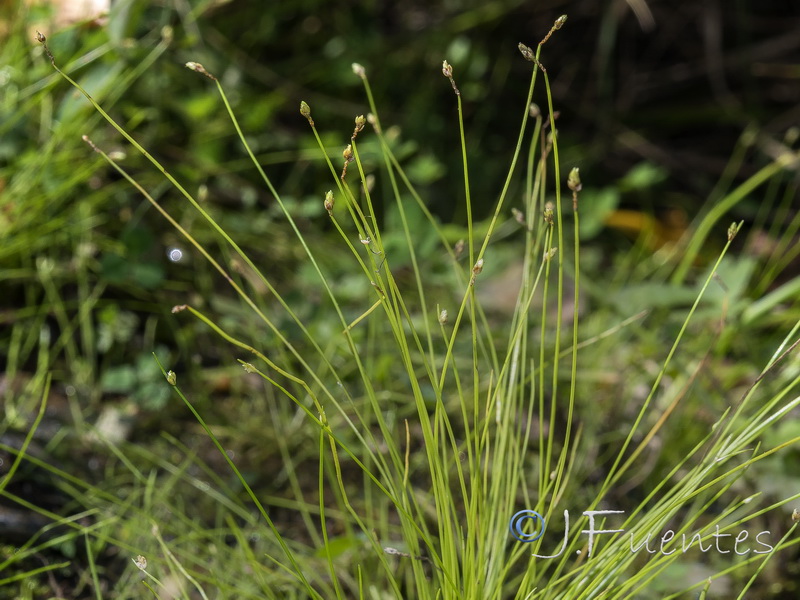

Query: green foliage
left=2, top=2, right=800, bottom=599
left=100, top=347, right=172, bottom=410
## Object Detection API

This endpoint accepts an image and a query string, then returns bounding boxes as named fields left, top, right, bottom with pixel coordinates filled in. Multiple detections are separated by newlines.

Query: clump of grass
left=4, top=16, right=799, bottom=599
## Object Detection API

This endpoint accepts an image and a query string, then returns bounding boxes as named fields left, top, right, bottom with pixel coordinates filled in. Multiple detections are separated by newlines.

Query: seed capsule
left=567, top=167, right=582, bottom=192
left=442, top=60, right=453, bottom=78
left=324, top=191, right=334, bottom=215
left=300, top=101, right=314, bottom=126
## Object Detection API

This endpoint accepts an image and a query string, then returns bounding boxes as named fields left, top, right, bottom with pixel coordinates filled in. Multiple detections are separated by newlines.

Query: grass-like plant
left=3, top=14, right=800, bottom=599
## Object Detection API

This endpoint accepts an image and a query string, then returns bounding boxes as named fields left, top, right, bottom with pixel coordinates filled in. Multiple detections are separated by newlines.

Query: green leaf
left=101, top=366, right=137, bottom=394
left=134, top=381, right=170, bottom=411
left=406, top=153, right=446, bottom=185
left=618, top=161, right=668, bottom=191
left=610, top=282, right=699, bottom=313
left=579, top=187, right=619, bottom=240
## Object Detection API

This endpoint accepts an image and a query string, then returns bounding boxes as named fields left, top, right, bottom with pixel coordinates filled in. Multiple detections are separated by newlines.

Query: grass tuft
left=2, top=12, right=798, bottom=598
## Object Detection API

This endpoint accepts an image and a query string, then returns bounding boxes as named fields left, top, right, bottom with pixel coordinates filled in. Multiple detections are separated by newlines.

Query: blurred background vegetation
left=1, top=0, right=799, bottom=596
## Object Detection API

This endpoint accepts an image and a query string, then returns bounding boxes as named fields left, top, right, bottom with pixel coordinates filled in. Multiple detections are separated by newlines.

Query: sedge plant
left=10, top=15, right=800, bottom=598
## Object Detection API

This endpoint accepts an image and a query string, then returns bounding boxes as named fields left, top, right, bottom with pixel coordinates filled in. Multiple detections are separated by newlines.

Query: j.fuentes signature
left=509, top=509, right=773, bottom=558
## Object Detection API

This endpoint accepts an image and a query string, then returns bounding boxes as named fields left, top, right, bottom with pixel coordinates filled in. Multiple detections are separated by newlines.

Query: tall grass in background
left=4, top=15, right=800, bottom=598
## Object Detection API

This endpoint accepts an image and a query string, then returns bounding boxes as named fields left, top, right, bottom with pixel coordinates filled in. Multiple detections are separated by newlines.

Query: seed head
left=472, top=258, right=484, bottom=276
left=353, top=115, right=366, bottom=139
left=343, top=144, right=354, bottom=163
left=340, top=144, right=355, bottom=180
left=442, top=60, right=453, bottom=79
left=36, top=31, right=55, bottom=63
left=543, top=203, right=554, bottom=225
left=366, top=113, right=381, bottom=133
left=727, top=222, right=738, bottom=242
left=81, top=135, right=98, bottom=152
left=166, top=370, right=177, bottom=385
left=518, top=43, right=534, bottom=62
left=352, top=63, right=366, bottom=79
left=185, top=61, right=215, bottom=80
left=300, top=101, right=314, bottom=126
left=324, top=190, right=334, bottom=215
left=438, top=309, right=448, bottom=324
left=442, top=60, right=459, bottom=95
left=540, top=14, right=568, bottom=46
left=567, top=167, right=582, bottom=192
